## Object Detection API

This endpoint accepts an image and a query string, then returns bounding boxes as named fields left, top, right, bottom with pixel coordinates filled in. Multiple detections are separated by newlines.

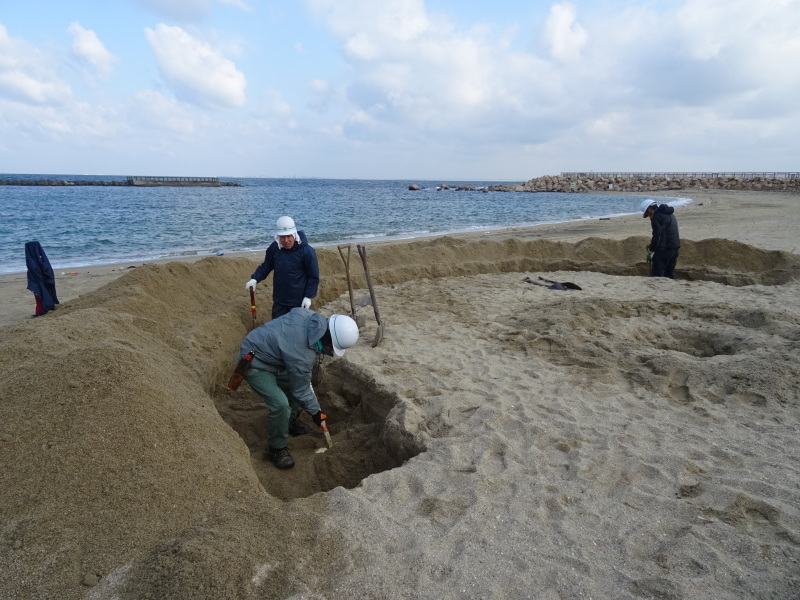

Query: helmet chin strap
left=313, top=340, right=333, bottom=356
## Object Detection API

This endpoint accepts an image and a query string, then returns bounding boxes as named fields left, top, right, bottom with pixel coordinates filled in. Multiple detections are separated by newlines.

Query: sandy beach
left=1, top=189, right=798, bottom=599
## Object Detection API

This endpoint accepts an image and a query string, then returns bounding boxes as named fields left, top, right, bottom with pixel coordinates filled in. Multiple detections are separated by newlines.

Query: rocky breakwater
left=487, top=174, right=800, bottom=194
left=0, top=179, right=131, bottom=186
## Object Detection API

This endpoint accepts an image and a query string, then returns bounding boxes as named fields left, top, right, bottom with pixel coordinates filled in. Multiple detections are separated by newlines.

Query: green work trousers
left=244, top=368, right=300, bottom=450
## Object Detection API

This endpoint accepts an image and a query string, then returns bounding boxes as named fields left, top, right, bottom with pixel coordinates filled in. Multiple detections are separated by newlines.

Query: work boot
left=288, top=417, right=311, bottom=436
left=267, top=446, right=295, bottom=470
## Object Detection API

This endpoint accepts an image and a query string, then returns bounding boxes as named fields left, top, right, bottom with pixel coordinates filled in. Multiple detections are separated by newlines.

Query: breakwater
left=487, top=173, right=800, bottom=194
left=0, top=177, right=241, bottom=187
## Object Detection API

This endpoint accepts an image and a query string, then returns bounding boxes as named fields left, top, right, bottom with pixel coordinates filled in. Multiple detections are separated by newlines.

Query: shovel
left=356, top=244, right=385, bottom=347
left=249, top=286, right=258, bottom=329
left=337, top=244, right=356, bottom=318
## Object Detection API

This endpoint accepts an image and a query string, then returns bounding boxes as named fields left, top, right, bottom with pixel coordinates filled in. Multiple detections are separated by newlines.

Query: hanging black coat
left=25, top=241, right=59, bottom=314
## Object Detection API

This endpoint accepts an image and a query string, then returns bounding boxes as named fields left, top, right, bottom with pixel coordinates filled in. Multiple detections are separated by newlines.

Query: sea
left=0, top=174, right=691, bottom=275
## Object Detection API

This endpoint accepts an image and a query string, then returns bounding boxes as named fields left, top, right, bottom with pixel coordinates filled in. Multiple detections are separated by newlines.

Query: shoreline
left=1, top=189, right=796, bottom=329
left=0, top=191, right=693, bottom=277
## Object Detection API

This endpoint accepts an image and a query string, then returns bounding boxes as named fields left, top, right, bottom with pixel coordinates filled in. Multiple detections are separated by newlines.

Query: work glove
left=246, top=278, right=257, bottom=291
left=310, top=411, right=327, bottom=426
left=301, top=297, right=311, bottom=309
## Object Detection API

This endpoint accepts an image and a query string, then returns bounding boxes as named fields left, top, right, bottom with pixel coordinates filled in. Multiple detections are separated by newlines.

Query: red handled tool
left=249, top=286, right=257, bottom=330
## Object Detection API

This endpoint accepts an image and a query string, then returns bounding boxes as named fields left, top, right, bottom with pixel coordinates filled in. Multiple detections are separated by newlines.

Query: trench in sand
left=208, top=237, right=799, bottom=501
left=212, top=359, right=423, bottom=501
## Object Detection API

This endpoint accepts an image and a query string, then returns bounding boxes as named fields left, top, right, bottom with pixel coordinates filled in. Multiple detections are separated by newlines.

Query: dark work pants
left=271, top=302, right=295, bottom=319
left=652, top=248, right=679, bottom=279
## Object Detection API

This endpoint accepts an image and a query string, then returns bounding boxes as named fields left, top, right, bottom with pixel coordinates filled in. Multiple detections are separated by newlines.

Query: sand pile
left=1, top=192, right=799, bottom=599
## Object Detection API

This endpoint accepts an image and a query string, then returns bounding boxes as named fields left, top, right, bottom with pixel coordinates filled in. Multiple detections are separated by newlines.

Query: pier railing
left=561, top=172, right=799, bottom=179
left=126, top=176, right=220, bottom=184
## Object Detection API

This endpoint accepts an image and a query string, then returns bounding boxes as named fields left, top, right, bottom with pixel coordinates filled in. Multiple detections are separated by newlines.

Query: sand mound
left=1, top=236, right=799, bottom=599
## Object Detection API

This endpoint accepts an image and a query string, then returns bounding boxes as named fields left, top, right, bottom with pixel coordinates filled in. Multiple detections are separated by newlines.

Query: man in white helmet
left=246, top=216, right=320, bottom=319
left=237, top=308, right=360, bottom=469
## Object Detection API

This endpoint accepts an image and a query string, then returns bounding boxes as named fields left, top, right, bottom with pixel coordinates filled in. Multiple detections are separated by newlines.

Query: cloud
left=0, top=24, right=72, bottom=104
left=68, top=22, right=118, bottom=79
left=543, top=3, right=587, bottom=62
left=131, top=90, right=199, bottom=135
left=144, top=24, right=247, bottom=110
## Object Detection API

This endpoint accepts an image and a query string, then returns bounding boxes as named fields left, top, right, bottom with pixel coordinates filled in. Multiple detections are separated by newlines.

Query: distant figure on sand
left=25, top=241, right=59, bottom=317
left=641, top=200, right=681, bottom=278
left=246, top=216, right=319, bottom=319
left=236, top=308, right=359, bottom=469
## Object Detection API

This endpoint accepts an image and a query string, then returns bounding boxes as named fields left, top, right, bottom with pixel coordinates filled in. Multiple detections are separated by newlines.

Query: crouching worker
left=236, top=308, right=359, bottom=469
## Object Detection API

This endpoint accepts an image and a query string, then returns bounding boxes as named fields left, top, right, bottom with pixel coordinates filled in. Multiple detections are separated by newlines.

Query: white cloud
left=0, top=25, right=71, bottom=104
left=68, top=22, right=118, bottom=79
left=543, top=3, right=587, bottom=63
left=144, top=24, right=247, bottom=110
left=131, top=89, right=199, bottom=135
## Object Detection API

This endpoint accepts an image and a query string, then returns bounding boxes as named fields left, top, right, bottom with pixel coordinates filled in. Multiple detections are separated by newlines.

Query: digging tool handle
left=337, top=244, right=356, bottom=318
left=249, top=286, right=257, bottom=329
left=228, top=351, right=254, bottom=390
left=356, top=245, right=382, bottom=324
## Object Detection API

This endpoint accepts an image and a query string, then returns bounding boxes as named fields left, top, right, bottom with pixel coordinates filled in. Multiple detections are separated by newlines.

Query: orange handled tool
left=249, top=286, right=257, bottom=330
left=310, top=384, right=333, bottom=448
left=320, top=418, right=332, bottom=449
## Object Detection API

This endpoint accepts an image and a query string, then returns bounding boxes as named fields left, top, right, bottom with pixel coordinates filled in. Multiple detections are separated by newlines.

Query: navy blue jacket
left=251, top=230, right=319, bottom=307
left=25, top=241, right=59, bottom=313
left=648, top=205, right=681, bottom=252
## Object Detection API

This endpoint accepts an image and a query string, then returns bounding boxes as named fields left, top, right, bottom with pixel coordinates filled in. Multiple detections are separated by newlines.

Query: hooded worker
left=641, top=199, right=681, bottom=278
left=237, top=308, right=359, bottom=469
left=25, top=241, right=59, bottom=316
left=246, top=216, right=320, bottom=319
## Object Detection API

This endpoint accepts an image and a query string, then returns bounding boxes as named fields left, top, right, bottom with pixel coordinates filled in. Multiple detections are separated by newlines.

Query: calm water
left=0, top=175, right=689, bottom=274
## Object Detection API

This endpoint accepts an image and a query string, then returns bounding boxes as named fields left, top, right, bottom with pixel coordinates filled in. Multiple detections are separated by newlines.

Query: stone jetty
left=486, top=172, right=800, bottom=194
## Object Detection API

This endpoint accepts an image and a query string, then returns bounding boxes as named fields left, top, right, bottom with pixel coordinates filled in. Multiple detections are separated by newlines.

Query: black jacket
left=649, top=205, right=680, bottom=252
left=251, top=231, right=319, bottom=306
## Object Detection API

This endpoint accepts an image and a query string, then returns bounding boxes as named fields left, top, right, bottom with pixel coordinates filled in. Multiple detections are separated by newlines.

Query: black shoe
left=267, top=446, right=295, bottom=469
left=288, top=418, right=311, bottom=436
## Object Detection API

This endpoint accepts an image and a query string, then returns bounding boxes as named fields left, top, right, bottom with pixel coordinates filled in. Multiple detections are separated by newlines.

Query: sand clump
left=1, top=190, right=799, bottom=599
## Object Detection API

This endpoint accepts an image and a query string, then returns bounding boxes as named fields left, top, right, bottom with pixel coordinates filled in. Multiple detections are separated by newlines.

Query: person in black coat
left=245, top=216, right=320, bottom=319
left=25, top=241, right=59, bottom=316
left=641, top=200, right=681, bottom=278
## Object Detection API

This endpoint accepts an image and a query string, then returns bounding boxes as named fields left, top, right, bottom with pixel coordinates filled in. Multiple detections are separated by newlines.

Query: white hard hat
left=640, top=199, right=657, bottom=217
left=328, top=314, right=359, bottom=356
left=276, top=216, right=297, bottom=237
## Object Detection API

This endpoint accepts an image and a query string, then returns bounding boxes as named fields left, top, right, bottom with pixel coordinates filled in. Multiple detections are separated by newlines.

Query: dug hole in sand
left=1, top=224, right=799, bottom=599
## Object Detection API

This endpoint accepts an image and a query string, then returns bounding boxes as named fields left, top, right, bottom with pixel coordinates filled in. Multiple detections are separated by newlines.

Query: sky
left=1, top=0, right=798, bottom=180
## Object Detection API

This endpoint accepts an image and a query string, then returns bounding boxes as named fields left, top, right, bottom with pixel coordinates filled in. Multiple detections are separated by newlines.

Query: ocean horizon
left=0, top=174, right=690, bottom=275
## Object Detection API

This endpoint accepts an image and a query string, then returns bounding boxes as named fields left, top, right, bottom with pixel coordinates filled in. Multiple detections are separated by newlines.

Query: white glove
left=301, top=297, right=311, bottom=309
left=246, top=278, right=257, bottom=291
